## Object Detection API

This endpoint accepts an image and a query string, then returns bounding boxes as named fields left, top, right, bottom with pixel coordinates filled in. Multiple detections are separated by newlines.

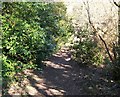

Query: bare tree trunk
left=114, top=1, right=120, bottom=65
left=118, top=2, right=120, bottom=64
left=111, top=1, right=120, bottom=80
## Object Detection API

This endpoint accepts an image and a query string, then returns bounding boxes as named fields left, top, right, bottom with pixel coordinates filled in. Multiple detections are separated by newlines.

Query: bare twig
left=113, top=0, right=120, bottom=7
left=99, top=35, right=114, bottom=63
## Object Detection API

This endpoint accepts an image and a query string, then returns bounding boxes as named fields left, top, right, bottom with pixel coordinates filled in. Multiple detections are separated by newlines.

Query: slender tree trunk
left=114, top=1, right=120, bottom=64
left=118, top=2, right=120, bottom=65
left=112, top=1, right=120, bottom=80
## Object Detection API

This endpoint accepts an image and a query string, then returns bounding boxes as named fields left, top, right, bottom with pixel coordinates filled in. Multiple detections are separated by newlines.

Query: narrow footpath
left=8, top=48, right=119, bottom=96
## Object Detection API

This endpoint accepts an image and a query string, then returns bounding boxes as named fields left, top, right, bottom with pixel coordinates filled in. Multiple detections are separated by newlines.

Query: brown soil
left=8, top=47, right=120, bottom=96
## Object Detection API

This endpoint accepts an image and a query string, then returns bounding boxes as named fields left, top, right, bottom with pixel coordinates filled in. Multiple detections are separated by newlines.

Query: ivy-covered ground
left=8, top=47, right=120, bottom=96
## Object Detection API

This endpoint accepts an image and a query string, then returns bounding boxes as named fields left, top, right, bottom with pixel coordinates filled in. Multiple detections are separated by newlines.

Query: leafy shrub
left=72, top=27, right=103, bottom=66
left=2, top=2, right=72, bottom=92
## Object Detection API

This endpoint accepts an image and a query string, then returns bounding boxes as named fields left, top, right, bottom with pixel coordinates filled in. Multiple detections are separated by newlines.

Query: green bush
left=72, top=27, right=103, bottom=66
left=2, top=2, right=72, bottom=91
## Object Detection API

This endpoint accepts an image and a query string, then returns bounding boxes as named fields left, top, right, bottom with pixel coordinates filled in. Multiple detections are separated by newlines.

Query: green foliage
left=72, top=27, right=103, bottom=66
left=2, top=2, right=72, bottom=91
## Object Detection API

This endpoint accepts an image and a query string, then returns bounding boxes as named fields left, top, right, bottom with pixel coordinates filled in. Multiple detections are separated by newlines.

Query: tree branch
left=98, top=35, right=114, bottom=63
left=113, top=0, right=120, bottom=7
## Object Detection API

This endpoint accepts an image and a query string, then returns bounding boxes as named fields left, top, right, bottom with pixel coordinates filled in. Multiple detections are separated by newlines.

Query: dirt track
left=8, top=48, right=119, bottom=96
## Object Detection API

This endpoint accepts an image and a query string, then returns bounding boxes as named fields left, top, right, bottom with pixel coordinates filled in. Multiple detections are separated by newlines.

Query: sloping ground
left=8, top=48, right=120, bottom=96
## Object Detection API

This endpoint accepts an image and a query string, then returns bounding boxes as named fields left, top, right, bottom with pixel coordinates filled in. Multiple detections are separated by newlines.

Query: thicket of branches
left=71, top=0, right=120, bottom=81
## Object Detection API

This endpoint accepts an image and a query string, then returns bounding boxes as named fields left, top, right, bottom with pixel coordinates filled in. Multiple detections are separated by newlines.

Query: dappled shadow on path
left=8, top=48, right=120, bottom=96
left=23, top=48, right=119, bottom=96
